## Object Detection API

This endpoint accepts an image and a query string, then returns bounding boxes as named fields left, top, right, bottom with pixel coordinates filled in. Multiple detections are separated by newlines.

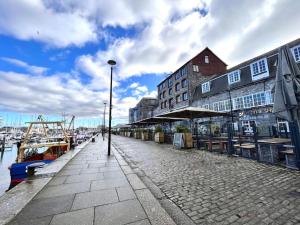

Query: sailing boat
left=8, top=116, right=70, bottom=189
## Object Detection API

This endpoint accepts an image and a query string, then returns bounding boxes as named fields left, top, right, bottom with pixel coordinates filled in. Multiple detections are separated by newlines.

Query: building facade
left=129, top=97, right=158, bottom=123
left=154, top=48, right=227, bottom=115
left=192, top=38, right=300, bottom=134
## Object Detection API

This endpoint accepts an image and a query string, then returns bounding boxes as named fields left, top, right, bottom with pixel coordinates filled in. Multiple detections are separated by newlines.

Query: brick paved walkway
left=112, top=135, right=300, bottom=225
left=8, top=136, right=175, bottom=225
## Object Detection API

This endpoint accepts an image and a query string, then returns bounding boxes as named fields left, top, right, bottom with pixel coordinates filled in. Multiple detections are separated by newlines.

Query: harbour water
left=0, top=145, right=17, bottom=196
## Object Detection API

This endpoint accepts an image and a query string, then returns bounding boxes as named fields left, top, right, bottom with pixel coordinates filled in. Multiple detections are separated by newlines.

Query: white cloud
left=128, top=82, right=139, bottom=89
left=72, top=0, right=300, bottom=80
left=1, top=57, right=48, bottom=75
left=0, top=0, right=97, bottom=48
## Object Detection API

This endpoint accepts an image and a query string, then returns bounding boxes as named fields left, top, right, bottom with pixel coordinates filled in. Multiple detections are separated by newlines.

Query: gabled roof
left=157, top=47, right=227, bottom=86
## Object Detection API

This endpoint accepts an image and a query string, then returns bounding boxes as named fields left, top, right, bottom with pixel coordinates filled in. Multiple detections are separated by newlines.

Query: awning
left=156, top=106, right=230, bottom=119
left=129, top=116, right=187, bottom=126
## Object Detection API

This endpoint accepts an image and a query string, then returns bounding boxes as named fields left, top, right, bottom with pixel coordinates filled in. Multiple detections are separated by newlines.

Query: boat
left=8, top=118, right=70, bottom=189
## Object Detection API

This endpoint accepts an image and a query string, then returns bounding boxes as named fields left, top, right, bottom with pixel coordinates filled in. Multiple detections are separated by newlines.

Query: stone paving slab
left=127, top=219, right=151, bottom=225
left=116, top=187, right=136, bottom=201
left=15, top=194, right=74, bottom=219
left=91, top=178, right=130, bottom=191
left=50, top=207, right=94, bottom=225
left=135, top=189, right=177, bottom=225
left=72, top=189, right=119, bottom=210
left=94, top=199, right=147, bottom=225
left=127, top=174, right=147, bottom=190
left=34, top=182, right=90, bottom=199
left=9, top=216, right=53, bottom=225
left=64, top=172, right=104, bottom=184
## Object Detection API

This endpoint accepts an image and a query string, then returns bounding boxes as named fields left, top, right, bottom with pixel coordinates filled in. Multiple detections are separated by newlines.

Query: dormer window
left=193, top=65, right=199, bottom=72
left=250, top=58, right=269, bottom=81
left=202, top=82, right=210, bottom=93
left=292, top=45, right=300, bottom=62
left=205, top=56, right=209, bottom=64
left=228, top=70, right=240, bottom=85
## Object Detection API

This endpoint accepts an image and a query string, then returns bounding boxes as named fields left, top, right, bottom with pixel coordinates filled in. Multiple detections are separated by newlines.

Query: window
left=242, top=121, right=256, bottom=134
left=159, top=93, right=162, bottom=100
left=213, top=102, right=219, bottom=111
left=218, top=101, right=225, bottom=111
left=162, top=91, right=166, bottom=98
left=227, top=70, right=240, bottom=84
left=181, top=66, right=187, bottom=76
left=250, top=58, right=269, bottom=80
left=193, top=65, right=199, bottom=72
left=234, top=97, right=244, bottom=110
left=168, top=78, right=173, bottom=87
left=201, top=82, right=210, bottom=93
left=277, top=118, right=290, bottom=132
left=182, top=92, right=188, bottom=101
left=292, top=45, right=300, bottom=62
left=205, top=56, right=209, bottom=64
left=253, top=92, right=266, bottom=106
left=181, top=79, right=188, bottom=88
left=164, top=100, right=167, bottom=108
left=243, top=95, right=254, bottom=108
left=224, top=99, right=231, bottom=111
left=160, top=102, right=164, bottom=109
left=162, top=82, right=166, bottom=88
left=176, top=95, right=181, bottom=103
left=169, top=88, right=173, bottom=95
left=203, top=104, right=209, bottom=109
left=265, top=91, right=273, bottom=104
left=175, top=71, right=181, bottom=80
left=169, top=98, right=174, bottom=108
left=175, top=83, right=180, bottom=91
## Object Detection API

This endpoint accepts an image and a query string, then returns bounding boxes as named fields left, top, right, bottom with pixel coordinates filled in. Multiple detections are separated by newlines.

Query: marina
left=0, top=115, right=97, bottom=197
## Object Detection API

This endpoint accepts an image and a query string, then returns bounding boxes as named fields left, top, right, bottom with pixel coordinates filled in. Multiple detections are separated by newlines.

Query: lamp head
left=107, top=60, right=116, bottom=66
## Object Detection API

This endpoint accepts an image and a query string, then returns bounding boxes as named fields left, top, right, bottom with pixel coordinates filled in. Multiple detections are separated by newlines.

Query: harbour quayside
left=8, top=116, right=76, bottom=189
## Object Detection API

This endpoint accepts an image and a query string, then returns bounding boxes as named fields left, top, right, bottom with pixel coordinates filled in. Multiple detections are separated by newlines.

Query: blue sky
left=0, top=0, right=300, bottom=127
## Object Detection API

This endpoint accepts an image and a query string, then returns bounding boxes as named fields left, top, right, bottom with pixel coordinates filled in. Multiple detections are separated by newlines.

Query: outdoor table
left=257, top=138, right=291, bottom=164
left=234, top=143, right=256, bottom=159
left=203, top=140, right=220, bottom=151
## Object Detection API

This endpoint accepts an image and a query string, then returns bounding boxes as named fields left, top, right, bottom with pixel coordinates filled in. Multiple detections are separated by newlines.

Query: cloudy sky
left=0, top=0, right=299, bottom=126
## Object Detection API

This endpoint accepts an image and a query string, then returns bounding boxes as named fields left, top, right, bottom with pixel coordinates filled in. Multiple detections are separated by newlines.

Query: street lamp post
left=107, top=60, right=116, bottom=156
left=102, top=102, right=107, bottom=140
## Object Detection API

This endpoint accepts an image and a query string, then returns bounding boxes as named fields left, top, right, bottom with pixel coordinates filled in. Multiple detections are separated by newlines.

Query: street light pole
left=107, top=60, right=116, bottom=156
left=102, top=102, right=107, bottom=140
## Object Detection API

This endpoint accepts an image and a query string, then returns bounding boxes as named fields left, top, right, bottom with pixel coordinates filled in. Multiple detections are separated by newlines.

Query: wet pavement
left=6, top=136, right=175, bottom=225
left=112, top=135, right=300, bottom=225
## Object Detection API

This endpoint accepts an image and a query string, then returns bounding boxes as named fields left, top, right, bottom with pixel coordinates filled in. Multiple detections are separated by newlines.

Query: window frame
left=291, top=45, right=300, bottom=62
left=193, top=65, right=199, bottom=72
left=201, top=82, right=210, bottom=93
left=175, top=71, right=181, bottom=80
left=250, top=58, right=269, bottom=81
left=227, top=70, right=241, bottom=85
left=175, top=82, right=180, bottom=92
left=176, top=95, right=181, bottom=103
left=181, top=66, right=187, bottom=77
left=181, top=79, right=188, bottom=88
left=182, top=92, right=188, bottom=101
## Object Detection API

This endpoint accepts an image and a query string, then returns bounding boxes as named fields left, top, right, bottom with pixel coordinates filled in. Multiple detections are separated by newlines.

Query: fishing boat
left=8, top=118, right=70, bottom=189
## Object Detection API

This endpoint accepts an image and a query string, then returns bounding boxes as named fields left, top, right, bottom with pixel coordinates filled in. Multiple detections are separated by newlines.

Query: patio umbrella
left=273, top=46, right=300, bottom=122
left=273, top=46, right=300, bottom=169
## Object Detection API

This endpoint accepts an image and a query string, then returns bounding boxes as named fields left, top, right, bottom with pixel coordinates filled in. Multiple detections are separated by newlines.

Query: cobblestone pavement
left=112, top=135, right=300, bottom=225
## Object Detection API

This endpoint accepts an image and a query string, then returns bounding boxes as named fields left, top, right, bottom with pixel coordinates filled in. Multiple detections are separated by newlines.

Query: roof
left=156, top=107, right=230, bottom=119
left=195, top=37, right=300, bottom=88
left=157, top=47, right=227, bottom=86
